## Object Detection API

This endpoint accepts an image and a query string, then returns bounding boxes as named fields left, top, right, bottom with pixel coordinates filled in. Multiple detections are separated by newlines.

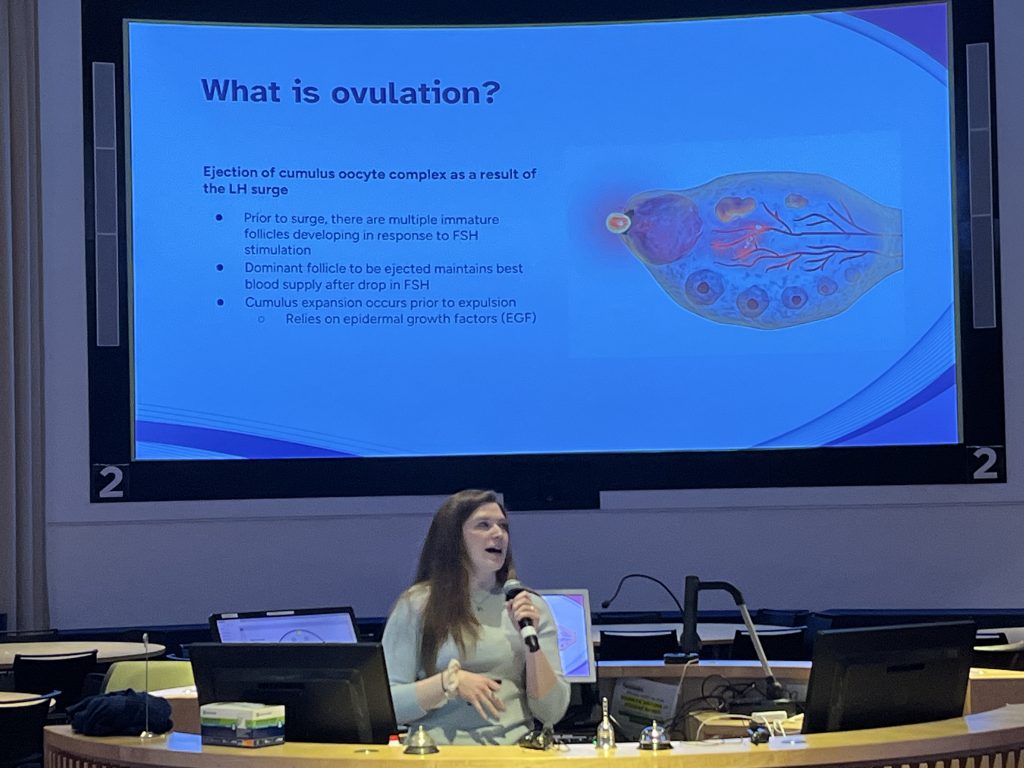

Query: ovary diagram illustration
left=606, top=172, right=903, bottom=329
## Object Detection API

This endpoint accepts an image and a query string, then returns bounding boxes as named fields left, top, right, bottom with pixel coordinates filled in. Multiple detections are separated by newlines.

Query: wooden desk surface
left=0, top=641, right=165, bottom=669
left=42, top=704, right=1024, bottom=768
left=597, top=658, right=811, bottom=679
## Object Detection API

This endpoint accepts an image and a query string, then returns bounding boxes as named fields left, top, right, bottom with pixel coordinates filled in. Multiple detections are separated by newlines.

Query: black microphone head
left=601, top=600, right=611, bottom=609
left=502, top=579, right=524, bottom=598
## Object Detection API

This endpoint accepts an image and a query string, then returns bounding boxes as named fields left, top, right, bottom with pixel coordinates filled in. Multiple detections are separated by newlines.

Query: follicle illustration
left=607, top=172, right=903, bottom=329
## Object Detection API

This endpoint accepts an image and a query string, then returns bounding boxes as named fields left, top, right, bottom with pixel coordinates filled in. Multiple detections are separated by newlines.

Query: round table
left=0, top=690, right=56, bottom=708
left=0, top=641, right=166, bottom=670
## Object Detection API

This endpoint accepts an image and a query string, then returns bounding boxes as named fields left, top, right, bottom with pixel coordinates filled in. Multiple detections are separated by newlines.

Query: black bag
left=66, top=689, right=173, bottom=736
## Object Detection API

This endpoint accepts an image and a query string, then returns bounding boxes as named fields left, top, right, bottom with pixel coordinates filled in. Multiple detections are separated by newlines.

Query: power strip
left=751, top=710, right=791, bottom=737
left=750, top=710, right=789, bottom=724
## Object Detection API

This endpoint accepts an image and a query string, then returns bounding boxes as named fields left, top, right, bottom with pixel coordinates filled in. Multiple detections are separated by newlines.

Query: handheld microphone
left=503, top=579, right=540, bottom=653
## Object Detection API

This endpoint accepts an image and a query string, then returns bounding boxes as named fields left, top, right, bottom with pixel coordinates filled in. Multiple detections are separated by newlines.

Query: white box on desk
left=200, top=702, right=285, bottom=748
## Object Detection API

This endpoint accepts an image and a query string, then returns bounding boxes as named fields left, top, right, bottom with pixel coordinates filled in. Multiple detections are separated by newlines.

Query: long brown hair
left=412, top=489, right=515, bottom=675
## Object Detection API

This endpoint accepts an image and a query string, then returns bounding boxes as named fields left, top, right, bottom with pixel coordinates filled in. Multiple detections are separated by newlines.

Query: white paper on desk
left=610, top=678, right=681, bottom=739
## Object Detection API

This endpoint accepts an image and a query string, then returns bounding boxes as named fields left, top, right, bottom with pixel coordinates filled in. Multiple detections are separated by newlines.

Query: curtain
left=0, top=0, right=50, bottom=631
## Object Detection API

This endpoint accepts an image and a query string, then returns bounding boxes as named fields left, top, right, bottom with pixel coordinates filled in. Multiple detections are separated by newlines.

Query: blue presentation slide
left=125, top=4, right=958, bottom=460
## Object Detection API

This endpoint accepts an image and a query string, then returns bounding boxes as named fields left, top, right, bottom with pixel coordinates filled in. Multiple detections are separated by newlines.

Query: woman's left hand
left=506, top=590, right=541, bottom=640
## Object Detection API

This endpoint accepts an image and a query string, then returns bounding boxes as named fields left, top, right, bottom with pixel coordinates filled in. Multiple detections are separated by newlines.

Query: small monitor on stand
left=802, top=621, right=975, bottom=733
left=537, top=589, right=596, bottom=683
left=539, top=588, right=598, bottom=732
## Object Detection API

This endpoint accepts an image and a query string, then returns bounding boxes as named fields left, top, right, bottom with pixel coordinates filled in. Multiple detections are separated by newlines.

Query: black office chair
left=972, top=641, right=1024, bottom=671
left=975, top=631, right=1010, bottom=647
left=730, top=628, right=807, bottom=661
left=0, top=694, right=56, bottom=768
left=12, top=651, right=98, bottom=719
left=598, top=631, right=680, bottom=661
left=752, top=609, right=810, bottom=628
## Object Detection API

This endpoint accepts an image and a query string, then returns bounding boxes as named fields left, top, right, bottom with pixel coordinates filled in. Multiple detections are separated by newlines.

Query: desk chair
left=0, top=694, right=55, bottom=768
left=730, top=628, right=807, bottom=661
left=101, top=660, right=194, bottom=693
left=975, top=631, right=1010, bottom=647
left=12, top=650, right=98, bottom=719
left=973, top=641, right=1024, bottom=671
left=598, top=630, right=680, bottom=661
left=752, top=609, right=810, bottom=627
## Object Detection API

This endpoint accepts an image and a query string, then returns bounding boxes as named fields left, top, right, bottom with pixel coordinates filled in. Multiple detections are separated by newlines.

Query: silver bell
left=403, top=725, right=439, bottom=754
left=637, top=720, right=673, bottom=750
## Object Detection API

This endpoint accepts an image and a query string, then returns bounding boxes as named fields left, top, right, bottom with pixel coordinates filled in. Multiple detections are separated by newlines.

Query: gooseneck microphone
left=503, top=579, right=540, bottom=653
left=601, top=573, right=686, bottom=617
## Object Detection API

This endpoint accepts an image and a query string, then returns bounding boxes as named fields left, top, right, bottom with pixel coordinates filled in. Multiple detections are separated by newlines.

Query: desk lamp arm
left=682, top=576, right=785, bottom=700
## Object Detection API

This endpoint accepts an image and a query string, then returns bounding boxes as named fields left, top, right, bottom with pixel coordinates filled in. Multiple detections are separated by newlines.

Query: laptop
left=209, top=606, right=359, bottom=644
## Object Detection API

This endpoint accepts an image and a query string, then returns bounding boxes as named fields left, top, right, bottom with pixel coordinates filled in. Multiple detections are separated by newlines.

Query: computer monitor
left=209, top=606, right=358, bottom=643
left=189, top=642, right=396, bottom=744
left=802, top=621, right=976, bottom=734
left=537, top=589, right=597, bottom=683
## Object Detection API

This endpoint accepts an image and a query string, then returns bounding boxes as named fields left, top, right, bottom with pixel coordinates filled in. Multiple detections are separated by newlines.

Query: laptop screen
left=210, top=606, right=358, bottom=644
left=537, top=589, right=596, bottom=683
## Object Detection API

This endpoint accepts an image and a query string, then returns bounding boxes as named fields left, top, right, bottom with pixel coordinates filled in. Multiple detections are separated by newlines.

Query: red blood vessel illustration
left=607, top=172, right=903, bottom=329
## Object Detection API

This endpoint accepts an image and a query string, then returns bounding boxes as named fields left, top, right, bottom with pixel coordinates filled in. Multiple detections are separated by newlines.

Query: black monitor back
left=802, top=621, right=975, bottom=734
left=190, top=642, right=396, bottom=744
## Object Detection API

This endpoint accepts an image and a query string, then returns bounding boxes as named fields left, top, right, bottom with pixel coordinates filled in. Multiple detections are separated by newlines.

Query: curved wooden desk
left=42, top=705, right=1024, bottom=768
left=0, top=641, right=165, bottom=669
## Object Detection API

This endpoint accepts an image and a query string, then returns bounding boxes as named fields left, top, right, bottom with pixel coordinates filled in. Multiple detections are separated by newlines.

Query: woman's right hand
left=455, top=670, right=505, bottom=720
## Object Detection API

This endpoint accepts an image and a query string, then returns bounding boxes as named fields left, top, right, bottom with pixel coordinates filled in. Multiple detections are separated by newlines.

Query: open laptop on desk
left=209, top=606, right=358, bottom=644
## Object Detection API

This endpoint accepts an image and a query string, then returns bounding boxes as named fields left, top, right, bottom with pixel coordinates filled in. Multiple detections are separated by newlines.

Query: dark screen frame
left=82, top=0, right=1006, bottom=508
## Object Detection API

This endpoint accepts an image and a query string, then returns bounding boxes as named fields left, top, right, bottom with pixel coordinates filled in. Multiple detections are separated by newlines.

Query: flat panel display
left=802, top=620, right=975, bottom=733
left=538, top=589, right=596, bottom=683
left=190, top=641, right=396, bottom=743
left=82, top=0, right=1006, bottom=506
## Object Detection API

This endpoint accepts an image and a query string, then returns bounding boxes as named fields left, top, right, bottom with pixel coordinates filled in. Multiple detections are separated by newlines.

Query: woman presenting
left=382, top=489, right=570, bottom=744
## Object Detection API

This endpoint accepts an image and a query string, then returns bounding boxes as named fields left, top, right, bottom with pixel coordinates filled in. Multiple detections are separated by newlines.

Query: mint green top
left=382, top=584, right=570, bottom=745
